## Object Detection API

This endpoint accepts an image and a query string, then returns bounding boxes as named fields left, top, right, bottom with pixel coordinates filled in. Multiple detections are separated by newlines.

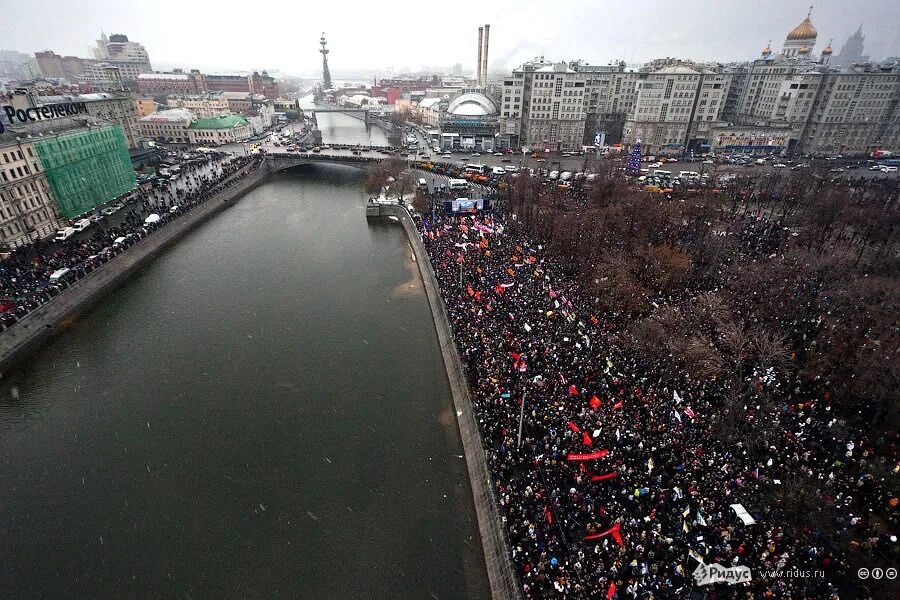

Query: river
left=0, top=162, right=489, bottom=598
left=299, top=94, right=391, bottom=147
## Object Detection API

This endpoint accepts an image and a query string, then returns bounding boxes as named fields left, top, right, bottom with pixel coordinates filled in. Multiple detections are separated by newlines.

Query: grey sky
left=3, top=0, right=899, bottom=76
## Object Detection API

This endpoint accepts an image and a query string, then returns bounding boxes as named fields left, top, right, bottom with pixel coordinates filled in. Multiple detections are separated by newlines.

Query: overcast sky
left=3, top=0, right=899, bottom=76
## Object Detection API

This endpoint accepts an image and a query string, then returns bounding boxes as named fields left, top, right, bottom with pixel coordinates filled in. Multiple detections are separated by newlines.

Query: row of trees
left=505, top=170, right=900, bottom=430
left=501, top=170, right=900, bottom=561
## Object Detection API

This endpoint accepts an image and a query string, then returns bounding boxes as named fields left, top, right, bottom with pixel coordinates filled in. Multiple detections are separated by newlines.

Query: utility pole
left=517, top=391, right=527, bottom=448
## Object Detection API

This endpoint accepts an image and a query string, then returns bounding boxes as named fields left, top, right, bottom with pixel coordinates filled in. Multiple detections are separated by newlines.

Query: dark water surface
left=0, top=166, right=488, bottom=599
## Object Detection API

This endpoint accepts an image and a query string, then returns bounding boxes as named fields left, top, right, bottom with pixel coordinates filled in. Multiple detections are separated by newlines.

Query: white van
left=560, top=171, right=573, bottom=181
left=448, top=178, right=468, bottom=191
left=491, top=166, right=506, bottom=176
left=549, top=170, right=560, bottom=180
left=53, top=227, right=76, bottom=242
left=418, top=178, right=428, bottom=190
left=73, top=218, right=92, bottom=231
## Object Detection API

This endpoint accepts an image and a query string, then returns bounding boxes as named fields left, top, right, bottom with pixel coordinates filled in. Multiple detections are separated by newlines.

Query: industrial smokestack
left=477, top=27, right=483, bottom=87
left=482, top=24, right=490, bottom=87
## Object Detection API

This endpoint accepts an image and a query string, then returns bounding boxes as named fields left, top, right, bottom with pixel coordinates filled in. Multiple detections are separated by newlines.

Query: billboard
left=35, top=125, right=136, bottom=219
left=443, top=198, right=491, bottom=213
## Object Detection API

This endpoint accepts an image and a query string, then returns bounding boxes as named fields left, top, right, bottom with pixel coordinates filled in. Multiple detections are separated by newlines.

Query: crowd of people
left=0, top=152, right=263, bottom=329
left=417, top=206, right=897, bottom=599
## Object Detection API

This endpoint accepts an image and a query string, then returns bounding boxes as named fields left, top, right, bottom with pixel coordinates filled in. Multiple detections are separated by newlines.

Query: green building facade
left=34, top=125, right=135, bottom=219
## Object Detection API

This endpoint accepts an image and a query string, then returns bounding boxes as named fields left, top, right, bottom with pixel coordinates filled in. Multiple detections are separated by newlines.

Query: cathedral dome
left=787, top=14, right=817, bottom=41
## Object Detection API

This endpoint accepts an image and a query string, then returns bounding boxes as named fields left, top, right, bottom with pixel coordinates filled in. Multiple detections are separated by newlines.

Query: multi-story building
left=0, top=137, right=63, bottom=246
left=0, top=50, right=35, bottom=81
left=138, top=108, right=194, bottom=144
left=440, top=92, right=499, bottom=151
left=622, top=66, right=731, bottom=154
left=137, top=70, right=206, bottom=97
left=205, top=74, right=250, bottom=94
left=416, top=97, right=444, bottom=127
left=499, top=57, right=587, bottom=151
left=577, top=62, right=641, bottom=145
left=166, top=93, right=231, bottom=118
left=135, top=97, right=157, bottom=118
left=92, top=33, right=152, bottom=80
left=798, top=64, right=900, bottom=155
left=248, top=71, right=279, bottom=98
left=187, top=115, right=252, bottom=145
left=0, top=116, right=135, bottom=246
left=34, top=51, right=65, bottom=79
left=221, top=92, right=252, bottom=113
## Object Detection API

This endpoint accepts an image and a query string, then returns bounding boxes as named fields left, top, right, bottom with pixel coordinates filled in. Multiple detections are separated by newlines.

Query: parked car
left=882, top=166, right=898, bottom=173
left=772, top=163, right=787, bottom=168
left=73, top=218, right=92, bottom=231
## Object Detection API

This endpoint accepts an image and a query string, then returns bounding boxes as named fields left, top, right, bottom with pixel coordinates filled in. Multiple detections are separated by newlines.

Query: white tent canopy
left=144, top=214, right=161, bottom=224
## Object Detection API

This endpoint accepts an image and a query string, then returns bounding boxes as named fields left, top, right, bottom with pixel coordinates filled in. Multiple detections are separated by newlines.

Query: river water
left=299, top=95, right=391, bottom=147
left=0, top=161, right=489, bottom=597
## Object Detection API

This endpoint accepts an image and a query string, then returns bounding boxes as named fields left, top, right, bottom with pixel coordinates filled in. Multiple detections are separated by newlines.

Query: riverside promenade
left=0, top=163, right=271, bottom=374
left=374, top=204, right=519, bottom=600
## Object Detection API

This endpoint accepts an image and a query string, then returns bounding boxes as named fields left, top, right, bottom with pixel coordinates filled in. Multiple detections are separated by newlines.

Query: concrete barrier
left=0, top=163, right=271, bottom=374
left=374, top=205, right=520, bottom=600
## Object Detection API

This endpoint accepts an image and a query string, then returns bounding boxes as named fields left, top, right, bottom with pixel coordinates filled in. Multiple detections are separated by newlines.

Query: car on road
left=53, top=227, right=76, bottom=242
left=442, top=154, right=452, bottom=159
left=773, top=163, right=787, bottom=168
left=829, top=167, right=846, bottom=173
left=493, top=152, right=503, bottom=156
left=113, top=236, right=127, bottom=246
left=471, top=152, right=481, bottom=157
left=702, top=160, right=714, bottom=165
left=73, top=218, right=92, bottom=231
left=561, top=152, right=572, bottom=157
left=89, top=212, right=105, bottom=223
left=501, top=158, right=511, bottom=162
left=869, top=164, right=885, bottom=171
left=882, top=166, right=898, bottom=173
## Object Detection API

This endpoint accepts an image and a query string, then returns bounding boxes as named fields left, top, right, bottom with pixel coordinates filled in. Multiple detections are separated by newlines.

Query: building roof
left=220, top=91, right=251, bottom=100
left=787, top=14, right=817, bottom=41
left=654, top=65, right=701, bottom=75
left=188, top=114, right=249, bottom=130
left=138, top=72, right=190, bottom=80
left=140, top=108, right=194, bottom=122
left=535, top=62, right=576, bottom=73
left=418, top=97, right=442, bottom=109
left=446, top=92, right=498, bottom=117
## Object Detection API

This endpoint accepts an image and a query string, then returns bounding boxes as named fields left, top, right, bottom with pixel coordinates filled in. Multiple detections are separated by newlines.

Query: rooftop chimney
left=477, top=27, right=483, bottom=87
left=482, top=24, right=490, bottom=87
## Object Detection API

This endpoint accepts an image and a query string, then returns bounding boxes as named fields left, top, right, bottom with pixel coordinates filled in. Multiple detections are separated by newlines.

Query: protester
left=417, top=202, right=897, bottom=599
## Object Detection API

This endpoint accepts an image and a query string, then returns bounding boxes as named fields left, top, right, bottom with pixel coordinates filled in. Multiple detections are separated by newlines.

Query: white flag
left=673, top=390, right=683, bottom=404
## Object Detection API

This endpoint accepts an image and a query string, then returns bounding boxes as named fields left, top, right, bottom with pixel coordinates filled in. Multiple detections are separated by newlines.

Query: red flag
left=544, top=505, right=553, bottom=525
left=495, top=284, right=504, bottom=295
left=613, top=400, right=623, bottom=410
left=684, top=406, right=696, bottom=419
left=590, top=472, right=618, bottom=482
left=568, top=385, right=579, bottom=396
left=583, top=432, right=593, bottom=446
left=456, top=253, right=465, bottom=264
left=584, top=523, right=624, bottom=548
left=511, top=352, right=520, bottom=362
left=566, top=450, right=609, bottom=461
left=590, top=395, right=602, bottom=410
left=567, top=421, right=581, bottom=433
left=607, top=581, right=616, bottom=600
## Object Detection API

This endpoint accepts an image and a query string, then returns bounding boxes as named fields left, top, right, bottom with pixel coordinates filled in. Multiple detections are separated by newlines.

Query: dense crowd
left=418, top=207, right=898, bottom=599
left=0, top=153, right=263, bottom=329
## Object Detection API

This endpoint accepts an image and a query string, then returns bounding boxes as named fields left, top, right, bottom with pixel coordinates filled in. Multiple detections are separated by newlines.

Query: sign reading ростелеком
left=0, top=102, right=88, bottom=133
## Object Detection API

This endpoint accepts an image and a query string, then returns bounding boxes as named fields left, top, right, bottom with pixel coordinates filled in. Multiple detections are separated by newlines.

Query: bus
left=465, top=163, right=487, bottom=175
left=448, top=178, right=469, bottom=192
